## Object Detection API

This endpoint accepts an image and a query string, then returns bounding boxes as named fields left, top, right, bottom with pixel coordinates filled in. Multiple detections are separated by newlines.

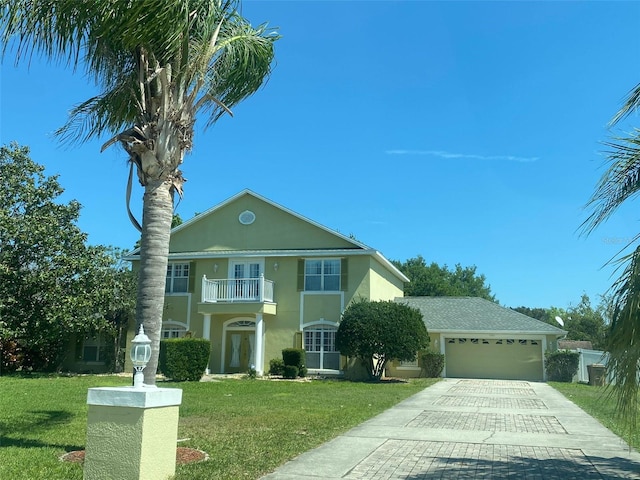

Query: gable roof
left=396, top=296, right=567, bottom=336
left=171, top=189, right=373, bottom=250
left=125, top=189, right=408, bottom=282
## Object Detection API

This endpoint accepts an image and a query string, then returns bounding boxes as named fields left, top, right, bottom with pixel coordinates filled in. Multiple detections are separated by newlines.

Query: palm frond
left=196, top=15, right=279, bottom=125
left=1, top=0, right=91, bottom=67
left=2, top=0, right=278, bottom=142
left=606, top=245, right=640, bottom=438
left=581, top=130, right=640, bottom=235
left=610, top=82, right=640, bottom=127
left=55, top=80, right=138, bottom=145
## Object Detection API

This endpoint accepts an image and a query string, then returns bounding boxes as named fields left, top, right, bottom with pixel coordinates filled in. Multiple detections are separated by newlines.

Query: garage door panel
left=445, top=339, right=543, bottom=381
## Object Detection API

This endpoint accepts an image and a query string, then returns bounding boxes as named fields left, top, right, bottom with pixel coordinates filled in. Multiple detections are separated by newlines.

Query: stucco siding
left=368, top=257, right=404, bottom=301
left=169, top=195, right=357, bottom=252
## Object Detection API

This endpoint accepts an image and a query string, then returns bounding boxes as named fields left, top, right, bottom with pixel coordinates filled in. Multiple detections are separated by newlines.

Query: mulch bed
left=60, top=447, right=208, bottom=465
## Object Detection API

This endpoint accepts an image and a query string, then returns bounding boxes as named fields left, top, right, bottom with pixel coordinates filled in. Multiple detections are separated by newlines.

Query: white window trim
left=166, top=262, right=190, bottom=294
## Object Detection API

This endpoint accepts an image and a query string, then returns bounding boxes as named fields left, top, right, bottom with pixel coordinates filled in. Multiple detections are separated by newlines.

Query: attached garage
left=395, top=297, right=566, bottom=381
left=445, top=337, right=543, bottom=381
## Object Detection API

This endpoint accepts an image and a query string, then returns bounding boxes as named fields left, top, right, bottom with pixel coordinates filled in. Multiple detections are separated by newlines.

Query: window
left=162, top=327, right=186, bottom=339
left=82, top=334, right=106, bottom=363
left=304, top=326, right=339, bottom=370
left=166, top=263, right=189, bottom=293
left=400, top=357, right=419, bottom=367
left=305, top=259, right=340, bottom=291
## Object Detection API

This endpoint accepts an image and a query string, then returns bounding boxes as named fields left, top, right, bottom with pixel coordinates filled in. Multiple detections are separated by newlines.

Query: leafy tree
left=93, top=248, right=137, bottom=372
left=563, top=294, right=607, bottom=350
left=0, top=144, right=134, bottom=372
left=511, top=306, right=551, bottom=323
left=336, top=299, right=429, bottom=381
left=393, top=255, right=496, bottom=301
left=2, top=1, right=278, bottom=384
left=512, top=295, right=608, bottom=350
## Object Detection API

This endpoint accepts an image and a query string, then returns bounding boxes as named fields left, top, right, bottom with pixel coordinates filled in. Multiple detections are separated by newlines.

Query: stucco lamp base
left=84, top=386, right=183, bottom=480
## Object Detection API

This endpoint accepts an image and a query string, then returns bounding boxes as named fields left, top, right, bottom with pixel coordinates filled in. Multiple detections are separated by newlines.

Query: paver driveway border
left=260, top=378, right=640, bottom=479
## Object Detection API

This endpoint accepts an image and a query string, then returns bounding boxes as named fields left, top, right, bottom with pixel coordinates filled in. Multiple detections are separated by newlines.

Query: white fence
left=574, top=348, right=610, bottom=383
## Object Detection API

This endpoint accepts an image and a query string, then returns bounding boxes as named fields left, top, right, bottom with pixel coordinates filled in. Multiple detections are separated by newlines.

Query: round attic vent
left=238, top=210, right=256, bottom=225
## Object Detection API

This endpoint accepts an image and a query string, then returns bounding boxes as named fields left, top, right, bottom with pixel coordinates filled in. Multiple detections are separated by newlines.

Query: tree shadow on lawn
left=0, top=435, right=83, bottom=451
left=359, top=453, right=640, bottom=479
left=0, top=409, right=83, bottom=451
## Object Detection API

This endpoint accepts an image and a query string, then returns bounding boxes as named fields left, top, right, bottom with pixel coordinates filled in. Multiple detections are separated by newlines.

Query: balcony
left=201, top=275, right=274, bottom=304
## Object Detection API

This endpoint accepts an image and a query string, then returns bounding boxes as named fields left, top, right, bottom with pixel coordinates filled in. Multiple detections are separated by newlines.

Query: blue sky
left=1, top=1, right=640, bottom=310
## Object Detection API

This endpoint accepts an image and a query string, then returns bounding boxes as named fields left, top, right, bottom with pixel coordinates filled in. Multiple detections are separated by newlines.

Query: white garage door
left=445, top=337, right=543, bottom=381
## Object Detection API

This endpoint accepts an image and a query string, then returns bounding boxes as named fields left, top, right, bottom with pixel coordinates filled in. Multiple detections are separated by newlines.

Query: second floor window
left=166, top=263, right=189, bottom=293
left=305, top=259, right=340, bottom=291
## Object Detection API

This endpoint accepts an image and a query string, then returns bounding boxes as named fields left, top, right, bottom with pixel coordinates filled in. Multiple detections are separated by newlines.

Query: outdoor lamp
left=130, top=325, right=152, bottom=388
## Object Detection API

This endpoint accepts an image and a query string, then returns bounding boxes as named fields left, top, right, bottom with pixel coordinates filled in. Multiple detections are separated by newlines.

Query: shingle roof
left=395, top=297, right=566, bottom=335
left=558, top=340, right=593, bottom=350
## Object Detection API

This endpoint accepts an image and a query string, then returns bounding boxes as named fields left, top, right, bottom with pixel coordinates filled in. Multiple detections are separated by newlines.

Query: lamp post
left=85, top=323, right=182, bottom=479
left=130, top=324, right=152, bottom=388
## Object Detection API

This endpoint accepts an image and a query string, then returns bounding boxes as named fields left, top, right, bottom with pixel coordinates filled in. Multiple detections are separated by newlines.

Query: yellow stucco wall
left=85, top=404, right=179, bottom=480
left=368, top=257, right=404, bottom=301
left=169, top=194, right=357, bottom=252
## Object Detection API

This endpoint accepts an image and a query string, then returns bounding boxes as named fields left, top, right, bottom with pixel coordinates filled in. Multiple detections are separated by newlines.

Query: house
left=388, top=297, right=567, bottom=381
left=125, top=190, right=408, bottom=376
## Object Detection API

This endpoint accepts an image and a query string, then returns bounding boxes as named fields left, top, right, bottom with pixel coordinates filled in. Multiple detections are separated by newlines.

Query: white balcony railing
left=201, top=275, right=274, bottom=303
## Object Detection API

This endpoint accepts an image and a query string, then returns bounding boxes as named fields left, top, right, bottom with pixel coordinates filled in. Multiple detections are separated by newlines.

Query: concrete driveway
left=261, top=378, right=640, bottom=479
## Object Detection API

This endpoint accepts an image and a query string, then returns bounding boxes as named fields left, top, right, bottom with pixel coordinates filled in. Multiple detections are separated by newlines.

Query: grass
left=549, top=381, right=640, bottom=451
left=0, top=375, right=436, bottom=480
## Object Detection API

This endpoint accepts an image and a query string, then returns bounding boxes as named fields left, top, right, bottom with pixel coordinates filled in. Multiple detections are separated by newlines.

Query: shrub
left=159, top=338, right=211, bottom=381
left=336, top=299, right=429, bottom=381
left=420, top=351, right=445, bottom=378
left=0, top=339, right=23, bottom=374
left=545, top=350, right=579, bottom=382
left=246, top=365, right=257, bottom=379
left=282, top=348, right=306, bottom=377
left=269, top=358, right=285, bottom=376
left=283, top=365, right=299, bottom=379
left=282, top=348, right=305, bottom=369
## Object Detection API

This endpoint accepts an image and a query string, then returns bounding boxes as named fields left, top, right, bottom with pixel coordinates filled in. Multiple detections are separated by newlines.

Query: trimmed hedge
left=269, top=358, right=285, bottom=376
left=420, top=351, right=445, bottom=378
left=159, top=338, right=211, bottom=381
left=282, top=347, right=307, bottom=377
left=283, top=365, right=299, bottom=379
left=545, top=350, right=579, bottom=382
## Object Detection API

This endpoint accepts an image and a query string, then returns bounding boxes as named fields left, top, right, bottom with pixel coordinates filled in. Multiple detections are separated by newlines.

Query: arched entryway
left=221, top=319, right=256, bottom=373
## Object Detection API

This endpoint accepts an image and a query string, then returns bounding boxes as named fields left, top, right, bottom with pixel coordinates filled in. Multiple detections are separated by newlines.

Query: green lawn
left=549, top=381, right=640, bottom=451
left=0, top=375, right=436, bottom=480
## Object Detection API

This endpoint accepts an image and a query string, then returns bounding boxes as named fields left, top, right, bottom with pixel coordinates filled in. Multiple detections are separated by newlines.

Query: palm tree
left=1, top=0, right=278, bottom=384
left=582, top=83, right=640, bottom=439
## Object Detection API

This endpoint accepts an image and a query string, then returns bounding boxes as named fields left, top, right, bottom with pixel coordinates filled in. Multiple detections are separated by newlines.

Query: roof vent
left=238, top=210, right=256, bottom=225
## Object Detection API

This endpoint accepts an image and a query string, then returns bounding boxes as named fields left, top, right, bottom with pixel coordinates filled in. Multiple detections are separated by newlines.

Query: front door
left=231, top=261, right=261, bottom=300
left=226, top=331, right=255, bottom=373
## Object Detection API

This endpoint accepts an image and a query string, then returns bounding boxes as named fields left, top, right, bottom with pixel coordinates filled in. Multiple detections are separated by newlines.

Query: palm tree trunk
left=136, top=179, right=173, bottom=385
